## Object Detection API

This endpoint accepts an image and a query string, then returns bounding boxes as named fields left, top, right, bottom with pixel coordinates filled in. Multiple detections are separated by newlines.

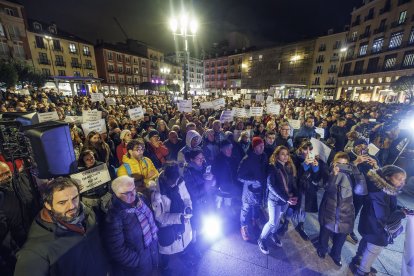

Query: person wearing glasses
left=117, top=139, right=159, bottom=193
left=275, top=122, right=294, bottom=150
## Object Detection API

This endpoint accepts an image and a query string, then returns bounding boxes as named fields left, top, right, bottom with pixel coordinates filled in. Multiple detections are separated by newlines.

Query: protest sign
left=220, top=110, right=234, bottom=123
left=310, top=138, right=332, bottom=163
left=178, top=100, right=193, bottom=113
left=213, top=98, right=226, bottom=110
left=315, top=95, right=323, bottom=103
left=105, top=97, right=116, bottom=105
left=368, top=143, right=380, bottom=156
left=81, top=119, right=106, bottom=136
left=250, top=107, right=263, bottom=117
left=128, top=107, right=144, bottom=120
left=233, top=107, right=249, bottom=118
left=245, top=94, right=251, bottom=100
left=288, top=119, right=301, bottom=130
left=82, top=110, right=102, bottom=123
left=267, top=103, right=280, bottom=115
left=243, top=99, right=251, bottom=106
left=70, top=163, right=111, bottom=193
left=266, top=95, right=273, bottom=103
left=91, top=93, right=104, bottom=102
left=200, top=102, right=213, bottom=109
left=64, top=116, right=82, bottom=124
left=255, top=94, right=264, bottom=102
left=315, top=127, right=325, bottom=139
left=37, top=111, right=59, bottom=123
left=137, top=90, right=146, bottom=96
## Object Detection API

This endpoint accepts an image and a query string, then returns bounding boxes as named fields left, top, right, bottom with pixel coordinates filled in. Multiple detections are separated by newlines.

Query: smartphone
left=308, top=151, right=315, bottom=161
left=336, top=163, right=353, bottom=173
left=205, top=165, right=211, bottom=174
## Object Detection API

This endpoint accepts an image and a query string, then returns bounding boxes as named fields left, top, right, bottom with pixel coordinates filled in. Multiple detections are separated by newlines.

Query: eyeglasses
left=134, top=147, right=145, bottom=152
left=281, top=128, right=290, bottom=131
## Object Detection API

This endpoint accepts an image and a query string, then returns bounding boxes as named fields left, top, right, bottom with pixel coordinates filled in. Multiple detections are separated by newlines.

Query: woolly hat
left=148, top=130, right=159, bottom=139
left=251, top=137, right=264, bottom=149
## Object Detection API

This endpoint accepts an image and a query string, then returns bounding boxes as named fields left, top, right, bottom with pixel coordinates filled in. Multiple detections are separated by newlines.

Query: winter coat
left=117, top=155, right=159, bottom=187
left=267, top=161, right=297, bottom=205
left=151, top=177, right=192, bottom=255
left=238, top=149, right=268, bottom=186
left=358, top=169, right=405, bottom=246
left=329, top=125, right=348, bottom=152
left=318, top=171, right=355, bottom=234
left=212, top=152, right=238, bottom=196
left=275, top=136, right=294, bottom=150
left=164, top=138, right=185, bottom=161
left=144, top=142, right=169, bottom=170
left=202, top=140, right=220, bottom=165
left=116, top=142, right=127, bottom=165
left=294, top=126, right=316, bottom=145
left=177, top=130, right=202, bottom=168
left=14, top=205, right=109, bottom=276
left=104, top=195, right=159, bottom=276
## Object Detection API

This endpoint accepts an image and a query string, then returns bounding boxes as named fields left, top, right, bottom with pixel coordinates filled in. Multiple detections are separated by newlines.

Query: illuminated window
left=69, top=43, right=77, bottom=53
left=388, top=32, right=403, bottom=49
left=372, top=37, right=384, bottom=53
left=402, top=51, right=414, bottom=67
left=359, top=44, right=368, bottom=56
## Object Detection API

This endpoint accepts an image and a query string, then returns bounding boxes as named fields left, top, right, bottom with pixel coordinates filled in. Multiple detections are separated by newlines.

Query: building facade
left=0, top=0, right=30, bottom=63
left=204, top=55, right=230, bottom=92
left=337, top=0, right=414, bottom=102
left=310, top=32, right=347, bottom=99
left=166, top=51, right=204, bottom=92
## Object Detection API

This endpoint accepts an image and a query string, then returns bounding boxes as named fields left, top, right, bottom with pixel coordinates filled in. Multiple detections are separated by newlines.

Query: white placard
left=233, top=94, right=241, bottom=100
left=64, top=116, right=82, bottom=124
left=267, top=103, right=280, bottom=115
left=315, top=127, right=325, bottom=139
left=128, top=107, right=144, bottom=120
left=70, top=164, right=111, bottom=193
left=200, top=102, right=213, bottom=109
left=227, top=91, right=234, bottom=96
left=105, top=97, right=116, bottom=105
left=288, top=119, right=301, bottom=130
left=255, top=94, right=264, bottom=102
left=310, top=138, right=332, bottom=163
left=266, top=96, right=273, bottom=103
left=249, top=107, right=263, bottom=117
left=233, top=107, right=249, bottom=118
left=91, top=93, right=104, bottom=102
left=213, top=98, right=226, bottom=110
left=81, top=119, right=107, bottom=136
left=245, top=94, right=251, bottom=100
left=37, top=111, right=59, bottom=123
left=315, top=95, right=323, bottom=103
left=82, top=110, right=102, bottom=123
left=220, top=110, right=234, bottom=123
left=137, top=90, right=146, bottom=96
left=178, top=100, right=193, bottom=113
left=368, top=143, right=380, bottom=156
left=243, top=99, right=251, bottom=106
left=369, top=118, right=377, bottom=122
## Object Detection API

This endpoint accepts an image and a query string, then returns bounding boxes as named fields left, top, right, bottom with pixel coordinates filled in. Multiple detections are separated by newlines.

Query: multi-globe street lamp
left=169, top=12, right=197, bottom=100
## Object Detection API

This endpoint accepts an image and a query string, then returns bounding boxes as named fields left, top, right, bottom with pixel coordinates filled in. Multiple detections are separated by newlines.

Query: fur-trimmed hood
left=367, top=169, right=399, bottom=196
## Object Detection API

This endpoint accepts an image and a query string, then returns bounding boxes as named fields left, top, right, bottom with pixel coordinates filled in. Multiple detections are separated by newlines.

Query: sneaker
left=241, top=226, right=250, bottom=241
left=271, top=234, right=283, bottom=247
left=257, top=239, right=269, bottom=255
left=350, top=256, right=377, bottom=274
left=347, top=232, right=359, bottom=244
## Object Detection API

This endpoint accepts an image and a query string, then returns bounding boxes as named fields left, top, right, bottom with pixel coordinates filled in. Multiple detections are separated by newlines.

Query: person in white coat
left=151, top=162, right=193, bottom=272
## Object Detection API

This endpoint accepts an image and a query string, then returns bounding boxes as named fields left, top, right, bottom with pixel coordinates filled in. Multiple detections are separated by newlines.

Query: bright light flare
left=202, top=214, right=222, bottom=241
left=340, top=47, right=348, bottom=52
left=190, top=19, right=198, bottom=34
left=170, top=18, right=178, bottom=33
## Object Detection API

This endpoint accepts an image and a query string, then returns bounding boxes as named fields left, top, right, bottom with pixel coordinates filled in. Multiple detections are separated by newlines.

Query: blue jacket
left=104, top=195, right=158, bottom=275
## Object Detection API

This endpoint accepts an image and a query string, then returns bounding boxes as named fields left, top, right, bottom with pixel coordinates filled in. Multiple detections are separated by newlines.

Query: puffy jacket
left=318, top=172, right=355, bottom=234
left=177, top=130, right=202, bottom=167
left=15, top=205, right=109, bottom=276
left=267, top=161, right=297, bottom=205
left=144, top=142, right=169, bottom=170
left=104, top=195, right=158, bottom=275
left=212, top=152, right=238, bottom=195
left=117, top=155, right=159, bottom=187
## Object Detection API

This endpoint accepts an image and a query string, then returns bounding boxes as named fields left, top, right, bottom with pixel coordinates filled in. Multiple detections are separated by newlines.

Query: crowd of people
left=0, top=88, right=413, bottom=276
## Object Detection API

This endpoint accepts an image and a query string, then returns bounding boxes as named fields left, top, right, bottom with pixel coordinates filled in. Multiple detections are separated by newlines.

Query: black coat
left=212, top=152, right=238, bottom=195
left=318, top=172, right=355, bottom=234
left=266, top=162, right=297, bottom=205
left=104, top=195, right=159, bottom=276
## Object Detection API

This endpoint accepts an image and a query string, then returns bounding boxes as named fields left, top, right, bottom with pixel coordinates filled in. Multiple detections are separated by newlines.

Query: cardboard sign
left=81, top=119, right=107, bottom=136
left=82, top=110, right=102, bottom=123
left=255, top=94, right=264, bottom=102
left=105, top=97, right=116, bottom=105
left=70, top=163, right=111, bottom=193
left=213, top=98, right=226, bottom=110
left=368, top=143, right=380, bottom=156
left=37, top=111, right=59, bottom=123
left=315, top=95, right=323, bottom=103
left=200, top=102, right=213, bottom=109
left=243, top=99, right=251, bottom=106
left=266, top=96, right=273, bottom=103
left=227, top=91, right=234, bottom=96
left=128, top=107, right=144, bottom=120
left=288, top=119, right=301, bottom=130
left=233, top=107, right=249, bottom=118
left=233, top=94, right=241, bottom=100
left=267, top=103, right=280, bottom=115
left=249, top=107, right=263, bottom=117
left=91, top=93, right=104, bottom=102
left=245, top=94, right=251, bottom=100
left=137, top=90, right=146, bottom=96
left=220, top=110, right=234, bottom=123
left=178, top=100, right=193, bottom=113
left=64, top=116, right=82, bottom=124
left=315, top=127, right=325, bottom=139
left=310, top=138, right=332, bottom=163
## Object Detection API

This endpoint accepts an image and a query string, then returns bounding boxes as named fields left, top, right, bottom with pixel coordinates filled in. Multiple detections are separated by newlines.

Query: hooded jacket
left=177, top=130, right=202, bottom=168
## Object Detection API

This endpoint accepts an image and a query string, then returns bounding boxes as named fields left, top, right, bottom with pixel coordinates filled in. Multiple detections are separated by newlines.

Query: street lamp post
left=169, top=12, right=197, bottom=100
left=44, top=35, right=56, bottom=77
left=160, top=67, right=170, bottom=96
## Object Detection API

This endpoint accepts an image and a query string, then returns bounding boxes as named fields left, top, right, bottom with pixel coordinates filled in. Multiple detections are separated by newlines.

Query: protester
left=116, top=129, right=132, bottom=164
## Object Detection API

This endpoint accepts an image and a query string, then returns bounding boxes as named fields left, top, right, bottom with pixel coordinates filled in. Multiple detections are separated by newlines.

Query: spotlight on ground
left=202, top=214, right=222, bottom=241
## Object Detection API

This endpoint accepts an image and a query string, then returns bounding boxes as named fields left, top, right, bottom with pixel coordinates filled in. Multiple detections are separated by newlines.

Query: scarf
left=160, top=178, right=185, bottom=235
left=41, top=203, right=86, bottom=235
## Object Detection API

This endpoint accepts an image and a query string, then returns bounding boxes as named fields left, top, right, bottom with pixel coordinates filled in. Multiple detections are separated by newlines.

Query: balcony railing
left=373, top=25, right=387, bottom=34
left=313, top=70, right=322, bottom=74
left=391, top=20, right=407, bottom=29
left=359, top=31, right=371, bottom=40
left=325, top=81, right=336, bottom=85
left=71, top=62, right=81, bottom=68
left=83, top=64, right=95, bottom=70
left=68, top=49, right=78, bottom=54
left=83, top=51, right=92, bottom=57
left=55, top=61, right=66, bottom=67
left=38, top=58, right=50, bottom=65
left=351, top=19, right=360, bottom=27
left=53, top=46, right=63, bottom=52
left=328, top=69, right=338, bottom=73
left=364, top=14, right=374, bottom=22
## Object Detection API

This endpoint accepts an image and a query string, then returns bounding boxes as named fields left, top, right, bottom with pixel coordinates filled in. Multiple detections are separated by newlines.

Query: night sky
left=19, top=0, right=362, bottom=53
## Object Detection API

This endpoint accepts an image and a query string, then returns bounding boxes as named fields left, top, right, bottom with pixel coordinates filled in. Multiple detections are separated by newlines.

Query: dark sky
left=20, top=0, right=362, bottom=53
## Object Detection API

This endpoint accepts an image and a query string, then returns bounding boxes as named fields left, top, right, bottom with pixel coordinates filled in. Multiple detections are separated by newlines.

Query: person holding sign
left=117, top=139, right=159, bottom=194
left=82, top=131, right=111, bottom=165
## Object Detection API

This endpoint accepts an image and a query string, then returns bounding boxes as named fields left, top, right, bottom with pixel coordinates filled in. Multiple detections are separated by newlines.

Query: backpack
left=112, top=163, right=132, bottom=176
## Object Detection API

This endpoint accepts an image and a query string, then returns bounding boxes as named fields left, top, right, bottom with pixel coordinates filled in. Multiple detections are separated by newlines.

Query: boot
left=295, top=222, right=309, bottom=241
left=240, top=225, right=250, bottom=241
left=277, top=219, right=289, bottom=236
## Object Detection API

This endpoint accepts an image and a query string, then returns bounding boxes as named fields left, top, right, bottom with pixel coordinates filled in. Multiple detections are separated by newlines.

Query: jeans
left=240, top=182, right=262, bottom=226
left=358, top=242, right=384, bottom=274
left=260, top=200, right=288, bottom=239
left=318, top=226, right=347, bottom=261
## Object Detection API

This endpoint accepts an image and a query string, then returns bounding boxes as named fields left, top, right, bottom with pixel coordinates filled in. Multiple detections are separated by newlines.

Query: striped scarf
left=127, top=199, right=158, bottom=248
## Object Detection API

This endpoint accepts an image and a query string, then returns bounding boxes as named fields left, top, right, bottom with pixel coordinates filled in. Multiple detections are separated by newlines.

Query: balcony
left=55, top=61, right=66, bottom=67
left=83, top=64, right=95, bottom=70
left=346, top=37, right=357, bottom=44
left=313, top=70, right=322, bottom=75
left=373, top=25, right=387, bottom=34
left=391, top=20, right=407, bottom=29
left=328, top=68, right=338, bottom=74
left=38, top=58, right=50, bottom=65
left=68, top=49, right=78, bottom=55
left=364, top=14, right=374, bottom=22
left=53, top=46, right=63, bottom=52
left=311, top=81, right=320, bottom=86
left=83, top=51, right=91, bottom=57
left=325, top=81, right=336, bottom=85
left=318, top=46, right=326, bottom=52
left=315, top=58, right=325, bottom=63
left=351, top=19, right=360, bottom=27
left=359, top=31, right=371, bottom=40
left=108, top=68, right=115, bottom=73
left=71, top=62, right=81, bottom=68
left=330, top=56, right=340, bottom=62
left=125, top=71, right=133, bottom=75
